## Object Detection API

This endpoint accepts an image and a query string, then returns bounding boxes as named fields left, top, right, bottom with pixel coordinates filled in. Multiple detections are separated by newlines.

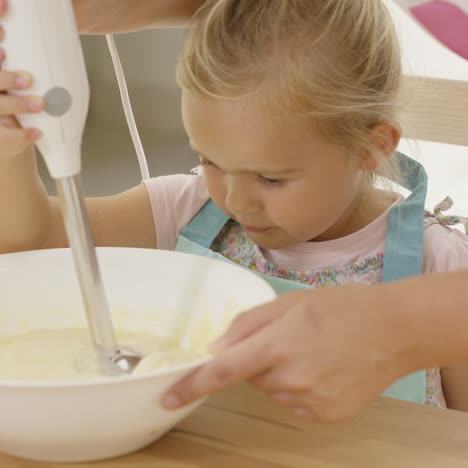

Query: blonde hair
left=177, top=0, right=403, bottom=185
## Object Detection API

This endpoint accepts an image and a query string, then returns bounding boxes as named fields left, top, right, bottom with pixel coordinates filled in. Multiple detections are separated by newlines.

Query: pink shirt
left=144, top=173, right=468, bottom=275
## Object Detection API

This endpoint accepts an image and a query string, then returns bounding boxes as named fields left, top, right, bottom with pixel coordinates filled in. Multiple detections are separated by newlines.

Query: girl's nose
left=224, top=175, right=261, bottom=217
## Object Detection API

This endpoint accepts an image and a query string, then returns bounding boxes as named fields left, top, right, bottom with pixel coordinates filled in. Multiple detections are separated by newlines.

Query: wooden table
left=4, top=384, right=468, bottom=467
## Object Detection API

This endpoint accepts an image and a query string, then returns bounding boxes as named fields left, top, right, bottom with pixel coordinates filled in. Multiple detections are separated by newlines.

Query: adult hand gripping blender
left=2, top=0, right=141, bottom=374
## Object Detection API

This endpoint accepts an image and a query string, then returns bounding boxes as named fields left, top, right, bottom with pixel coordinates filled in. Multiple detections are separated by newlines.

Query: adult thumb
left=210, top=291, right=303, bottom=353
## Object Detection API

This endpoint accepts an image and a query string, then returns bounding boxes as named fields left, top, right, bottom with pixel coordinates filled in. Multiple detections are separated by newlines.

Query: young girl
left=1, top=0, right=468, bottom=415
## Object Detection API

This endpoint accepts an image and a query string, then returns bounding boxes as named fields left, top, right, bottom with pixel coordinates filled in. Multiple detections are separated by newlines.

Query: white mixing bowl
left=0, top=248, right=276, bottom=462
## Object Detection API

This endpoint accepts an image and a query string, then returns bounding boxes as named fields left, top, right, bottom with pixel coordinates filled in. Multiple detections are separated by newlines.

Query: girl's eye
left=257, top=174, right=286, bottom=187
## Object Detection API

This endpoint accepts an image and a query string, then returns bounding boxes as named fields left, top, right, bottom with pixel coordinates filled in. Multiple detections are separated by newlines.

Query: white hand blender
left=2, top=0, right=141, bottom=374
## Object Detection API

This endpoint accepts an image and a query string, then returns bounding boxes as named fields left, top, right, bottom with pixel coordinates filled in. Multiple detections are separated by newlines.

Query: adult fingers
left=210, top=291, right=304, bottom=353
left=162, top=324, right=280, bottom=409
left=0, top=71, right=32, bottom=92
left=0, top=123, right=40, bottom=144
left=0, top=94, right=44, bottom=115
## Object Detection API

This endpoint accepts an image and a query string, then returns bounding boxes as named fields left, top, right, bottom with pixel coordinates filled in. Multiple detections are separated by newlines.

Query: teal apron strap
left=181, top=200, right=229, bottom=248
left=180, top=202, right=309, bottom=293
left=382, top=152, right=428, bottom=282
left=381, top=152, right=428, bottom=403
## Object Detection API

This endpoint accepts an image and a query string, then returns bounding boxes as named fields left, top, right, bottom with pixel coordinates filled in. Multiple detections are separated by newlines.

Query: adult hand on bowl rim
left=162, top=285, right=416, bottom=422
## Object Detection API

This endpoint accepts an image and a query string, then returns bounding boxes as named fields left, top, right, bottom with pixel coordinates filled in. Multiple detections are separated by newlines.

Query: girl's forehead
left=182, top=91, right=348, bottom=172
left=183, top=89, right=262, bottom=120
left=182, top=90, right=314, bottom=142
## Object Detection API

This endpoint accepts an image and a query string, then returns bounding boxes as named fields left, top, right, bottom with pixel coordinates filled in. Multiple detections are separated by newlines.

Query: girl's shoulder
left=423, top=197, right=468, bottom=273
left=143, top=172, right=209, bottom=250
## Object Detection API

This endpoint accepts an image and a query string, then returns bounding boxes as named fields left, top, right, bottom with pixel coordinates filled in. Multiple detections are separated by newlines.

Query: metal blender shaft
left=56, top=175, right=118, bottom=354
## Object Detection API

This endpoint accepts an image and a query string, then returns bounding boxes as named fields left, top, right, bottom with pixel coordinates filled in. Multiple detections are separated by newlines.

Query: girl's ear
left=359, top=122, right=401, bottom=172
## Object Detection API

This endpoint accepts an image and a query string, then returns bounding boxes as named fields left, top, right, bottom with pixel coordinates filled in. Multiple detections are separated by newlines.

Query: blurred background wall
left=39, top=28, right=196, bottom=195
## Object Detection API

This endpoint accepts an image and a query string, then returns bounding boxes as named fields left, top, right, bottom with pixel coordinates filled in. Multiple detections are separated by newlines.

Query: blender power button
left=44, top=87, right=72, bottom=117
